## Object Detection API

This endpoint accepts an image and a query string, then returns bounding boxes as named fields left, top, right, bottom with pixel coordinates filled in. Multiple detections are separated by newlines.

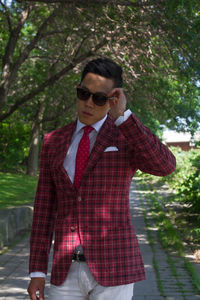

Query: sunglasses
left=76, top=86, right=114, bottom=106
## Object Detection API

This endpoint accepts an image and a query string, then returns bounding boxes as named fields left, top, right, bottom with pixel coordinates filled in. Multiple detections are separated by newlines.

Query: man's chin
left=79, top=116, right=94, bottom=126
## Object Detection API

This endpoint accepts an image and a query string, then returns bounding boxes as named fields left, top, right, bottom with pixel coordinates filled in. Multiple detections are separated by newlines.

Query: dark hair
left=81, top=58, right=123, bottom=88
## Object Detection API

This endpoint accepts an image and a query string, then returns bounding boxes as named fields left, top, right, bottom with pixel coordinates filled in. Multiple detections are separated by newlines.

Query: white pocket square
left=104, top=146, right=118, bottom=152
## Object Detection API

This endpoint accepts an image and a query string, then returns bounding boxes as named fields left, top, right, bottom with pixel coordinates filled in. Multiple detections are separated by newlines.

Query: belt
left=72, top=253, right=86, bottom=262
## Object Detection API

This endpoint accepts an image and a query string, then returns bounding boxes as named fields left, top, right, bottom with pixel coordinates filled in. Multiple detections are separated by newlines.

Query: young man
left=28, top=58, right=176, bottom=300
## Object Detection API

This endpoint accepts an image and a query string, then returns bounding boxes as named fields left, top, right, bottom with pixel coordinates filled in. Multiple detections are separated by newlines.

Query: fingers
left=109, top=96, right=127, bottom=120
left=27, top=285, right=44, bottom=300
left=109, top=88, right=126, bottom=105
left=27, top=278, right=45, bottom=300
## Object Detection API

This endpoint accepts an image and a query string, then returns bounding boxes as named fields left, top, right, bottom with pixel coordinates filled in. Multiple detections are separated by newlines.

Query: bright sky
left=5, top=0, right=12, bottom=6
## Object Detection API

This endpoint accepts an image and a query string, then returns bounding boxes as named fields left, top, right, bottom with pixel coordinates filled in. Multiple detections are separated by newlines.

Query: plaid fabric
left=29, top=113, right=176, bottom=286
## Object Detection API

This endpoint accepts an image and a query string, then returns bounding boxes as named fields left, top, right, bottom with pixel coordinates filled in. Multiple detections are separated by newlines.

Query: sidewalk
left=130, top=180, right=200, bottom=300
left=0, top=235, right=53, bottom=299
left=0, top=180, right=199, bottom=299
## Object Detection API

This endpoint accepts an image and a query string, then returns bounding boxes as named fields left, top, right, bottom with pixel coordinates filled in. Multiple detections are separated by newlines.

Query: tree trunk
left=26, top=121, right=40, bottom=176
left=27, top=100, right=45, bottom=176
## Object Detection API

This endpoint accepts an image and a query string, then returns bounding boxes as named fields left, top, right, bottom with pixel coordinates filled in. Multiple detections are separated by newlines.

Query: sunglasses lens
left=93, top=93, right=107, bottom=106
left=77, top=87, right=108, bottom=106
left=77, top=87, right=90, bottom=100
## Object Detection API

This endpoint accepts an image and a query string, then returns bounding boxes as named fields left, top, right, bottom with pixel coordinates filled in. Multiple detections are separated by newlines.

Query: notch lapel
left=53, top=121, right=77, bottom=187
left=82, top=116, right=118, bottom=178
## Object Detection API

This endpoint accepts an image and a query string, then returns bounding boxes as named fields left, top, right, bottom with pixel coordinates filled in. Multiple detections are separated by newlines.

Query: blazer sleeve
left=29, top=134, right=57, bottom=275
left=118, top=113, right=176, bottom=176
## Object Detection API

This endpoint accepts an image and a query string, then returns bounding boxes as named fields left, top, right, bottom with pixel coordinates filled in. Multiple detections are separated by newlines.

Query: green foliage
left=0, top=172, right=37, bottom=209
left=0, top=0, right=200, bottom=174
left=149, top=193, right=184, bottom=255
left=163, top=147, right=199, bottom=188
left=177, top=160, right=200, bottom=212
left=184, top=260, right=200, bottom=293
left=137, top=147, right=200, bottom=213
left=162, top=147, right=200, bottom=212
left=0, top=0, right=200, bottom=133
left=0, top=119, right=31, bottom=170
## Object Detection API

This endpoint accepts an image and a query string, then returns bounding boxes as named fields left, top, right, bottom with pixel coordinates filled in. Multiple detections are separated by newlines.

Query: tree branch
left=73, top=33, right=91, bottom=58
left=41, top=101, right=75, bottom=123
left=0, top=38, right=107, bottom=121
left=0, top=0, right=12, bottom=32
left=16, top=0, right=158, bottom=8
left=0, top=4, right=33, bottom=109
left=1, top=5, right=32, bottom=72
left=10, top=7, right=59, bottom=84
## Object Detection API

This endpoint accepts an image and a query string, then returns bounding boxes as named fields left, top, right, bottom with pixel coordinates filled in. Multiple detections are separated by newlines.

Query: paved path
left=130, top=180, right=200, bottom=300
left=0, top=180, right=200, bottom=299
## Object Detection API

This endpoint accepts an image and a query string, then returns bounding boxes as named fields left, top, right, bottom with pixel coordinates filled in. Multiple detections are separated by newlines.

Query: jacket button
left=70, top=226, right=75, bottom=232
left=78, top=196, right=82, bottom=202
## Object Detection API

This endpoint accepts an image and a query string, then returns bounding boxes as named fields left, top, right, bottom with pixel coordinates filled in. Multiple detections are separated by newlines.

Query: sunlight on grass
left=0, top=172, right=37, bottom=209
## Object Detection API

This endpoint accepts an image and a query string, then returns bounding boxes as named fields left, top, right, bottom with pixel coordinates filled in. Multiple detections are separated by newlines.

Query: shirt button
left=70, top=226, right=75, bottom=232
left=78, top=196, right=82, bottom=202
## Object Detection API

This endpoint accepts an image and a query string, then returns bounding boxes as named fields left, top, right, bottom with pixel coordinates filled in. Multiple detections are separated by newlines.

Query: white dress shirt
left=63, top=114, right=107, bottom=184
left=30, top=110, right=132, bottom=278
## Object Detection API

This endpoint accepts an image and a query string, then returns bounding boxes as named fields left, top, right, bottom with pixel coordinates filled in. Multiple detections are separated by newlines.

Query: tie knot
left=83, top=126, right=94, bottom=135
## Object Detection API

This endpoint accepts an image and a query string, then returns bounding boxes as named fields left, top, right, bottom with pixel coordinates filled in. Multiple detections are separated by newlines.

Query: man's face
left=77, top=72, right=114, bottom=125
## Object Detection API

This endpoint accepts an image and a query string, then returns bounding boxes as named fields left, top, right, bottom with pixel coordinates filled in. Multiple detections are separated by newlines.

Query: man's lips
left=83, top=111, right=93, bottom=117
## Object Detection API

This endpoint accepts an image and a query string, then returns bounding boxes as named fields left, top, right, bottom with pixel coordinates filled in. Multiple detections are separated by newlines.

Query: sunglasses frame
left=76, top=86, right=114, bottom=106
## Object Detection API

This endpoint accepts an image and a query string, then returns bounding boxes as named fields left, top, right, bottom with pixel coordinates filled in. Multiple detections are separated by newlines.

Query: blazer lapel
left=82, top=116, right=118, bottom=178
left=53, top=116, right=117, bottom=189
left=55, top=121, right=77, bottom=186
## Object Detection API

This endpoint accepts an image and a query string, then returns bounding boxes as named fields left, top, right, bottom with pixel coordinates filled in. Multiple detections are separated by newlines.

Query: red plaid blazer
left=29, top=113, right=176, bottom=286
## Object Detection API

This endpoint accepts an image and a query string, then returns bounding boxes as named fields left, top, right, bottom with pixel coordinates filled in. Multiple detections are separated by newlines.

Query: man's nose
left=85, top=95, right=94, bottom=107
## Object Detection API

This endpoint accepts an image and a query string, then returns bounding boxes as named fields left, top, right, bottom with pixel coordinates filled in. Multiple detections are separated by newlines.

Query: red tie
left=74, top=126, right=94, bottom=189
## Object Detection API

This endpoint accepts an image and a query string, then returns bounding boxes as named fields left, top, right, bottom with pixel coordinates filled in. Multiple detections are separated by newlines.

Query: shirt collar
left=75, top=114, right=108, bottom=134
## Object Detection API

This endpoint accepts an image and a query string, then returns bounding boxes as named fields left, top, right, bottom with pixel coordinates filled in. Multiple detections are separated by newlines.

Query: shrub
left=0, top=121, right=31, bottom=171
left=162, top=147, right=199, bottom=191
left=177, top=156, right=200, bottom=212
left=162, top=147, right=199, bottom=213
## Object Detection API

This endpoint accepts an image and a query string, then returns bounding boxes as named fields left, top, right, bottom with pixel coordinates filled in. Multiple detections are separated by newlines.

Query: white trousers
left=48, top=261, right=134, bottom=300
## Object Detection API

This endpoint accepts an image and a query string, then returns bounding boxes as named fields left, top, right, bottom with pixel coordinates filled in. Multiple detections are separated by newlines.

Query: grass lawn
left=0, top=172, right=38, bottom=209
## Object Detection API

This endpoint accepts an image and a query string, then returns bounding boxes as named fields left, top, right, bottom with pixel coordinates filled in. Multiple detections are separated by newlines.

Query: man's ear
left=113, top=97, right=119, bottom=104
left=113, top=89, right=120, bottom=98
left=112, top=90, right=120, bottom=104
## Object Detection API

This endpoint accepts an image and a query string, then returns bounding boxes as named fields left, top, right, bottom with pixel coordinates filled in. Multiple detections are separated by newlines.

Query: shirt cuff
left=29, top=272, right=46, bottom=278
left=115, top=109, right=132, bottom=126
